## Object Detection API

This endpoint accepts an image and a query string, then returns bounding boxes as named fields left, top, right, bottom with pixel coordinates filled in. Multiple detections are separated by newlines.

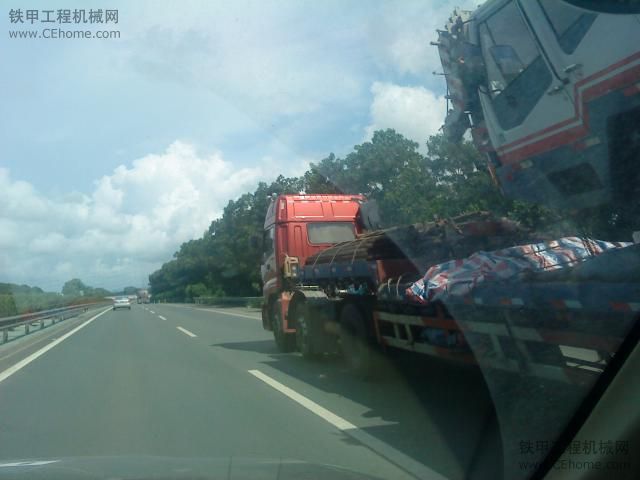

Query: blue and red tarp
left=406, top=237, right=631, bottom=305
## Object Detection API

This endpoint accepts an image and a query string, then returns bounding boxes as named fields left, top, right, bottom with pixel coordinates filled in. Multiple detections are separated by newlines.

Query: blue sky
left=0, top=0, right=478, bottom=291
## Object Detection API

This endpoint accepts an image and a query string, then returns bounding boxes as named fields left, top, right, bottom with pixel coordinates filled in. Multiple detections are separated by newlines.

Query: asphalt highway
left=0, top=304, right=499, bottom=480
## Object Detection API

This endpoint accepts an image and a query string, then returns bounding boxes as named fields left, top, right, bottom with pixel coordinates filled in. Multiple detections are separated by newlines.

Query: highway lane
left=0, top=305, right=109, bottom=375
left=156, top=304, right=500, bottom=480
left=0, top=304, right=499, bottom=480
left=0, top=305, right=416, bottom=479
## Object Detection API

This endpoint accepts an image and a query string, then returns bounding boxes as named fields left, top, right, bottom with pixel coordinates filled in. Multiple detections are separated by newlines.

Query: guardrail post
left=40, top=318, right=44, bottom=330
left=24, top=323, right=29, bottom=335
left=2, top=329, right=7, bottom=344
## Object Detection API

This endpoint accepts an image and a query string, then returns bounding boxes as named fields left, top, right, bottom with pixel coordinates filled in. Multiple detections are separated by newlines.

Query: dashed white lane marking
left=197, top=308, right=261, bottom=321
left=249, top=369, right=355, bottom=429
left=176, top=326, right=197, bottom=338
left=248, top=369, right=446, bottom=480
left=149, top=310, right=156, bottom=314
left=158, top=315, right=167, bottom=321
left=0, top=460, right=59, bottom=468
left=0, top=307, right=112, bottom=385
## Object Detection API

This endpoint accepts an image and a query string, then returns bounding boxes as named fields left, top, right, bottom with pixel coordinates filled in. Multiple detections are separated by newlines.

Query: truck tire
left=272, top=302, right=295, bottom=353
left=340, top=303, right=377, bottom=378
left=296, top=308, right=319, bottom=360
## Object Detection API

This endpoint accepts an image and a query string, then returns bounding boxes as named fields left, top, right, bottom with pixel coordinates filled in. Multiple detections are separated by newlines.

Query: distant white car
left=113, top=297, right=132, bottom=310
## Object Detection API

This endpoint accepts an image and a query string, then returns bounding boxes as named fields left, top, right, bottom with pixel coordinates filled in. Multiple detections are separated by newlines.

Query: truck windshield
left=538, top=0, right=597, bottom=54
left=479, top=1, right=553, bottom=129
left=307, top=222, right=356, bottom=244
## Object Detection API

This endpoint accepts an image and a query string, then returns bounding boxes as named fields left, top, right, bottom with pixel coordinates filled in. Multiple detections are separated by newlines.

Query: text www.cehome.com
left=519, top=458, right=631, bottom=472
left=9, top=28, right=120, bottom=39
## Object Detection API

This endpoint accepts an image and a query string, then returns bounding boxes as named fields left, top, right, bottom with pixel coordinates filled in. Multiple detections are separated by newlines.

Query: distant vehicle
left=113, top=297, right=132, bottom=311
left=137, top=289, right=150, bottom=304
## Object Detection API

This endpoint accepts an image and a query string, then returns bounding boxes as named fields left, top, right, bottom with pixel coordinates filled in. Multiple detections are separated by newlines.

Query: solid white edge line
left=158, top=315, right=167, bottom=320
left=0, top=307, right=112, bottom=385
left=248, top=369, right=447, bottom=480
left=176, top=326, right=197, bottom=338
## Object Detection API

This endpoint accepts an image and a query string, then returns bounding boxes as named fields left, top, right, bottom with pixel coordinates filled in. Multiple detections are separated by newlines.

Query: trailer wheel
left=340, top=303, right=376, bottom=378
left=272, top=302, right=295, bottom=353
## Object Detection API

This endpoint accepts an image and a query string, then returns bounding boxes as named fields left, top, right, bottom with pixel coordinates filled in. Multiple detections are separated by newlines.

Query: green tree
left=62, top=278, right=88, bottom=296
left=423, top=134, right=509, bottom=218
left=185, top=283, right=210, bottom=301
left=149, top=175, right=303, bottom=300
left=150, top=129, right=561, bottom=300
left=1, top=281, right=111, bottom=315
left=303, top=153, right=347, bottom=194
left=92, top=288, right=113, bottom=297
left=0, top=294, right=18, bottom=318
left=302, top=129, right=436, bottom=225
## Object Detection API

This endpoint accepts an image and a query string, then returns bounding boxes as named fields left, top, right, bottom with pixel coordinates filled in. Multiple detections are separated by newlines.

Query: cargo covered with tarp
left=405, top=237, right=632, bottom=305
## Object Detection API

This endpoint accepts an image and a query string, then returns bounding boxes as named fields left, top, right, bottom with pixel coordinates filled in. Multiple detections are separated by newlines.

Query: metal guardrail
left=0, top=302, right=109, bottom=344
left=194, top=296, right=262, bottom=308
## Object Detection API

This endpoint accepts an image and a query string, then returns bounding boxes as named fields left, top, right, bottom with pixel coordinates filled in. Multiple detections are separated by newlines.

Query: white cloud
left=364, top=82, right=446, bottom=145
left=0, top=142, right=277, bottom=291
left=125, top=6, right=367, bottom=124
left=0, top=1, right=483, bottom=292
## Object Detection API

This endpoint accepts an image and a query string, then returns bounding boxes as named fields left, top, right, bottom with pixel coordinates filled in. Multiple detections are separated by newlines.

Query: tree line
left=148, top=129, right=557, bottom=302
left=0, top=279, right=113, bottom=318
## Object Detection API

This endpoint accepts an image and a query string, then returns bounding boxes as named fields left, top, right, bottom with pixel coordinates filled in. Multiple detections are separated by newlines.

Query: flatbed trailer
left=288, top=232, right=638, bottom=384
left=261, top=195, right=638, bottom=385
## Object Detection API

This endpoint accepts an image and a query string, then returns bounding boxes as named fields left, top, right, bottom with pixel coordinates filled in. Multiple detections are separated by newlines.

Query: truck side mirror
left=359, top=200, right=383, bottom=231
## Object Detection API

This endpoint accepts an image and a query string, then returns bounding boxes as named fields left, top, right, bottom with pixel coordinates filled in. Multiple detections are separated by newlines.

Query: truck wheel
left=272, top=302, right=295, bottom=353
left=296, top=310, right=319, bottom=360
left=340, top=303, right=377, bottom=378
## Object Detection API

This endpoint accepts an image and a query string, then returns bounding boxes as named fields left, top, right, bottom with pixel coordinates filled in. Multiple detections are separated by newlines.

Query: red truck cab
left=261, top=194, right=365, bottom=350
